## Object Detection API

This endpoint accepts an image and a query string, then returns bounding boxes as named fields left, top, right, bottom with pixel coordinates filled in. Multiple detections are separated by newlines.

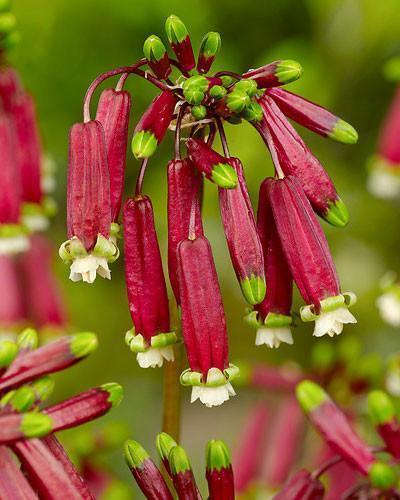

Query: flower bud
left=143, top=35, right=171, bottom=80
left=242, top=101, right=263, bottom=123
left=369, top=461, right=397, bottom=490
left=197, top=31, right=221, bottom=74
left=167, top=158, right=203, bottom=303
left=0, top=411, right=52, bottom=443
left=226, top=90, right=250, bottom=114
left=156, top=432, right=177, bottom=474
left=132, top=90, right=177, bottom=158
left=243, top=59, right=303, bottom=88
left=123, top=196, right=176, bottom=368
left=368, top=390, right=400, bottom=459
left=96, top=88, right=132, bottom=221
left=206, top=440, right=234, bottom=500
left=218, top=158, right=265, bottom=304
left=186, top=138, right=238, bottom=189
left=233, top=79, right=258, bottom=97
left=296, top=381, right=374, bottom=475
left=165, top=15, right=195, bottom=73
left=209, top=84, right=227, bottom=100
left=259, top=95, right=349, bottom=227
left=268, top=87, right=358, bottom=144
left=274, top=469, right=324, bottom=500
left=0, top=339, right=18, bottom=369
left=182, top=74, right=209, bottom=105
left=168, top=446, right=198, bottom=499
left=177, top=235, right=238, bottom=407
left=61, top=120, right=117, bottom=284
left=267, top=176, right=356, bottom=338
left=191, top=104, right=207, bottom=120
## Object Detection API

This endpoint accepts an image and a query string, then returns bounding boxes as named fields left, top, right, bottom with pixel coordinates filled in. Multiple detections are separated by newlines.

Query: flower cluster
left=65, top=15, right=359, bottom=407
left=0, top=328, right=123, bottom=498
left=124, top=432, right=234, bottom=499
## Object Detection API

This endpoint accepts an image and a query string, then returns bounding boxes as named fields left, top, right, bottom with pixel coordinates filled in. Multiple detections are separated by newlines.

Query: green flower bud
left=234, top=79, right=258, bottom=97
left=209, top=85, right=227, bottom=100
left=143, top=35, right=167, bottom=62
left=191, top=105, right=207, bottom=120
left=226, top=90, right=251, bottom=114
left=165, top=15, right=188, bottom=44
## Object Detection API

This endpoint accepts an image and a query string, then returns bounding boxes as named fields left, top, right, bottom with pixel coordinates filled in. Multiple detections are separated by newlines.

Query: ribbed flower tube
left=267, top=176, right=356, bottom=338
left=274, top=469, right=324, bottom=500
left=243, top=60, right=303, bottom=88
left=131, top=90, right=177, bottom=159
left=123, top=195, right=176, bottom=368
left=0, top=255, right=25, bottom=337
left=259, top=95, right=349, bottom=228
left=0, top=445, right=37, bottom=499
left=60, top=120, right=118, bottom=284
left=177, top=235, right=238, bottom=407
left=246, top=177, right=293, bottom=348
left=167, top=158, right=203, bottom=303
left=0, top=66, right=21, bottom=112
left=165, top=15, right=195, bottom=73
left=218, top=158, right=265, bottom=305
left=96, top=88, right=131, bottom=222
left=268, top=87, right=358, bottom=144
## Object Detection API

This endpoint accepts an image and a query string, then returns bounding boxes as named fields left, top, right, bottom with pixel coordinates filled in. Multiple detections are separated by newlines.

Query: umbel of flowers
left=0, top=328, right=123, bottom=498
left=65, top=15, right=358, bottom=406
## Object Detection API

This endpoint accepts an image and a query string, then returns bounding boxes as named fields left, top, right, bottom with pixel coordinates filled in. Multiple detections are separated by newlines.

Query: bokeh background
left=9, top=0, right=400, bottom=496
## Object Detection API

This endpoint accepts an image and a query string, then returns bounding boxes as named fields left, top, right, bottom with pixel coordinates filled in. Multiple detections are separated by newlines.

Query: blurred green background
left=9, top=0, right=400, bottom=496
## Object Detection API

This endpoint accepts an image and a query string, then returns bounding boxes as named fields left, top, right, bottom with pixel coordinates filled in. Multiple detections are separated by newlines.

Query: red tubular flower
left=0, top=411, right=53, bottom=443
left=165, top=15, right=195, bottom=73
left=60, top=120, right=118, bottom=284
left=168, top=445, right=198, bottom=500
left=368, top=390, right=400, bottom=459
left=274, top=469, right=324, bottom=500
left=167, top=158, right=203, bottom=303
left=0, top=255, right=25, bottom=337
left=243, top=60, right=303, bottom=88
left=268, top=87, right=358, bottom=144
left=95, top=87, right=132, bottom=222
left=177, top=235, right=238, bottom=407
left=131, top=90, right=177, bottom=159
left=0, top=66, right=21, bottom=112
left=0, top=445, right=37, bottom=499
left=267, top=176, right=356, bottom=338
left=123, top=196, right=176, bottom=368
left=233, top=402, right=269, bottom=493
left=12, top=439, right=94, bottom=500
left=258, top=95, right=349, bottom=227
left=206, top=440, right=235, bottom=500
left=246, top=177, right=293, bottom=348
left=218, top=158, right=265, bottom=305
left=296, top=381, right=375, bottom=476
left=186, top=138, right=238, bottom=189
left=197, top=32, right=221, bottom=74
left=143, top=35, right=172, bottom=81
left=19, top=235, right=67, bottom=332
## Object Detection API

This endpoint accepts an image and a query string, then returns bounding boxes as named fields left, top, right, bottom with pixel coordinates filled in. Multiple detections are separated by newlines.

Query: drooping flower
left=59, top=120, right=118, bottom=284
left=218, top=158, right=265, bottom=305
left=245, top=177, right=293, bottom=348
left=123, top=195, right=176, bottom=368
left=177, top=235, right=238, bottom=407
left=267, top=176, right=357, bottom=338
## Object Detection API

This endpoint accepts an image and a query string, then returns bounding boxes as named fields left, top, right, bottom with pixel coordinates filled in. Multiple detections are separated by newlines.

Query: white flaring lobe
left=136, top=346, right=174, bottom=368
left=376, top=292, right=400, bottom=327
left=190, top=383, right=236, bottom=408
left=368, top=167, right=400, bottom=200
left=313, top=307, right=357, bottom=337
left=69, top=255, right=111, bottom=284
left=255, top=326, right=293, bottom=348
left=0, top=235, right=30, bottom=255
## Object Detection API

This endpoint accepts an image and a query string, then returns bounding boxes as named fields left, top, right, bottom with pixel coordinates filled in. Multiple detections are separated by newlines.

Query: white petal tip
left=69, top=255, right=111, bottom=284
left=190, top=383, right=235, bottom=408
left=312, top=307, right=357, bottom=338
left=376, top=293, right=400, bottom=327
left=136, top=346, right=174, bottom=368
left=255, top=326, right=293, bottom=348
left=0, top=235, right=30, bottom=255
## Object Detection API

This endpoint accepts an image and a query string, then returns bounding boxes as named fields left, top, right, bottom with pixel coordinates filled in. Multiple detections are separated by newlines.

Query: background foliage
left=10, top=0, right=400, bottom=495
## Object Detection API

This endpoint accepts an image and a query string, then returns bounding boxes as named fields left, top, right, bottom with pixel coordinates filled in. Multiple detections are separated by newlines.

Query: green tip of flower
left=101, top=383, right=124, bottom=408
left=367, top=390, right=395, bottom=425
left=324, top=198, right=349, bottom=228
left=275, top=59, right=303, bottom=84
left=209, top=85, right=227, bottom=100
left=124, top=440, right=150, bottom=468
left=131, top=130, right=158, bottom=159
left=240, top=275, right=266, bottom=305
left=0, top=12, right=16, bottom=34
left=0, top=340, right=18, bottom=368
left=169, top=446, right=191, bottom=475
left=17, top=328, right=38, bottom=351
left=32, top=376, right=55, bottom=403
left=10, top=386, right=36, bottom=413
left=165, top=15, right=188, bottom=44
left=206, top=440, right=231, bottom=471
left=20, top=412, right=53, bottom=438
left=200, top=31, right=221, bottom=58
left=70, top=332, right=98, bottom=358
left=242, top=101, right=263, bottom=123
left=296, top=380, right=328, bottom=413
left=191, top=104, right=207, bottom=120
left=211, top=162, right=238, bottom=189
left=226, top=90, right=251, bottom=114
left=143, top=35, right=167, bottom=62
left=369, top=461, right=397, bottom=490
left=383, top=57, right=400, bottom=82
left=329, top=119, right=358, bottom=144
left=234, top=79, right=258, bottom=97
left=156, top=432, right=178, bottom=461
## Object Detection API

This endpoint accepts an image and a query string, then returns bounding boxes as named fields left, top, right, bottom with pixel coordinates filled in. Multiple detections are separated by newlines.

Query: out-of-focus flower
left=376, top=271, right=400, bottom=327
left=0, top=255, right=25, bottom=339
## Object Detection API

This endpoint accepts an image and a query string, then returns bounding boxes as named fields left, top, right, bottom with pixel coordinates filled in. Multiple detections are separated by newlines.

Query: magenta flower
left=124, top=195, right=176, bottom=368
left=368, top=390, right=400, bottom=459
left=177, top=235, right=238, bottom=407
left=0, top=66, right=21, bottom=112
left=197, top=32, right=221, bottom=74
left=143, top=35, right=172, bottom=81
left=274, top=469, right=324, bottom=500
left=0, top=256, right=25, bottom=339
left=245, top=177, right=293, bottom=348
left=167, top=158, right=203, bottom=303
left=60, top=120, right=118, bottom=284
left=243, top=60, right=303, bottom=88
left=165, top=15, right=196, bottom=73
left=218, top=158, right=265, bottom=305
left=267, top=176, right=356, bottom=338
left=95, top=87, right=132, bottom=222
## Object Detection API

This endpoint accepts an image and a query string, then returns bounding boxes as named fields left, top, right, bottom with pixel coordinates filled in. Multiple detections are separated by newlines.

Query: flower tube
left=245, top=177, right=293, bottom=348
left=274, top=469, right=324, bottom=500
left=165, top=15, right=195, bottom=73
left=267, top=176, right=356, bottom=338
left=243, top=60, right=303, bottom=88
left=197, top=32, right=221, bottom=74
left=368, top=390, right=400, bottom=459
left=168, top=445, right=198, bottom=500
left=206, top=440, right=235, bottom=500
left=218, top=158, right=265, bottom=305
left=177, top=235, right=238, bottom=407
left=0, top=255, right=25, bottom=338
left=143, top=35, right=172, bottom=80
left=0, top=445, right=37, bottom=499
left=60, top=120, right=118, bottom=284
left=124, top=196, right=176, bottom=368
